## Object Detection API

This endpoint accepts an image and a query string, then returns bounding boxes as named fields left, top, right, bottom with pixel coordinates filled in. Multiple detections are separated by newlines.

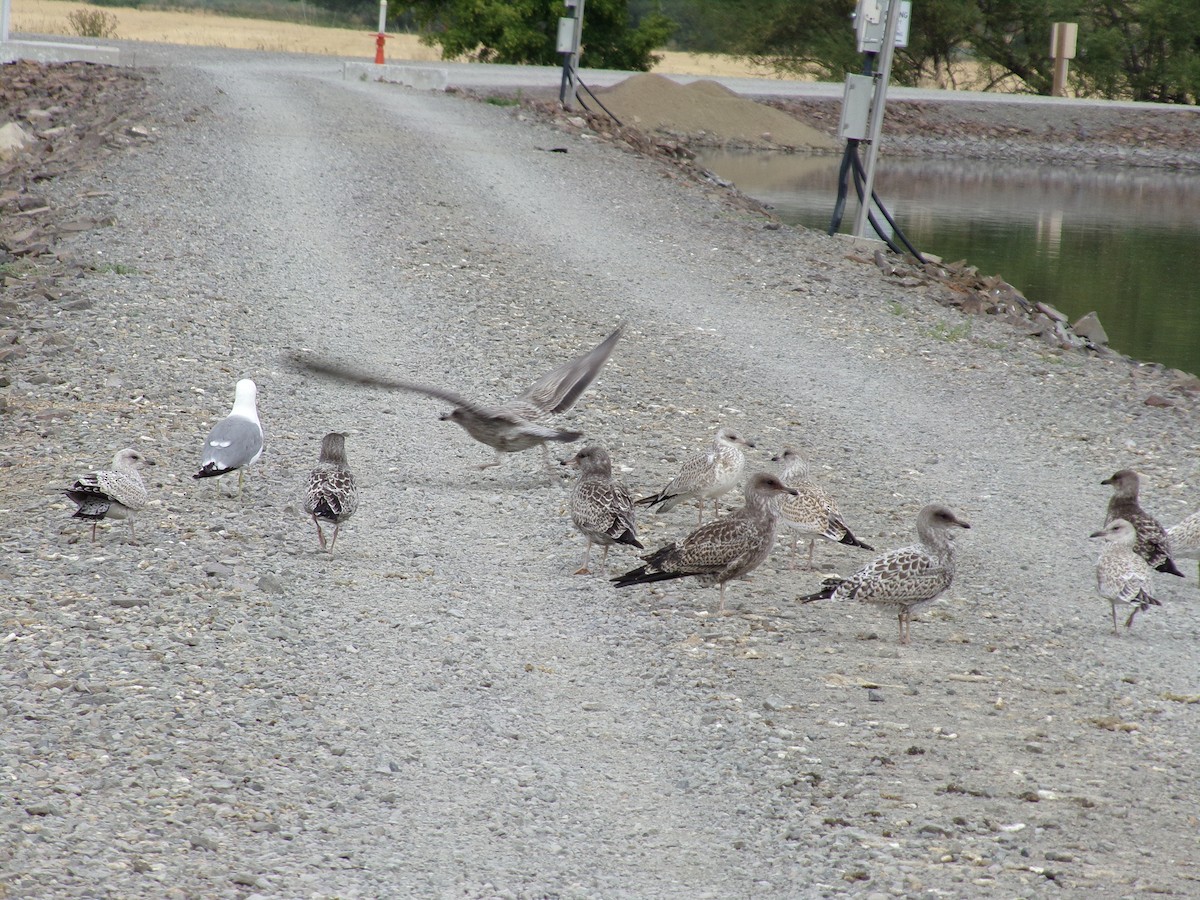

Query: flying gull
left=64, top=447, right=154, bottom=542
left=562, top=445, right=642, bottom=575
left=304, top=431, right=360, bottom=553
left=1101, top=468, right=1182, bottom=576
left=1166, top=509, right=1200, bottom=577
left=638, top=427, right=755, bottom=524
left=614, top=472, right=798, bottom=614
left=798, top=503, right=970, bottom=644
left=1090, top=517, right=1161, bottom=633
left=194, top=378, right=264, bottom=497
left=287, top=325, right=623, bottom=471
left=771, top=447, right=874, bottom=569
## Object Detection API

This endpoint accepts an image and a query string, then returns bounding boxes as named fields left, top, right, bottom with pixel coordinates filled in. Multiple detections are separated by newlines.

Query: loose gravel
left=3, top=46, right=1199, bottom=898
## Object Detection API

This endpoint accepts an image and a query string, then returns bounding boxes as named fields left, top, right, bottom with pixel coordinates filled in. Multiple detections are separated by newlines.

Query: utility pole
left=851, top=0, right=905, bottom=241
left=558, top=0, right=586, bottom=109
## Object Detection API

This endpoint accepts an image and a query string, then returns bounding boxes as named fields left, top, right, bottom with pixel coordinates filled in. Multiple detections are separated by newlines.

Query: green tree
left=717, top=0, right=982, bottom=88
left=395, top=0, right=674, bottom=70
left=1073, top=0, right=1200, bottom=102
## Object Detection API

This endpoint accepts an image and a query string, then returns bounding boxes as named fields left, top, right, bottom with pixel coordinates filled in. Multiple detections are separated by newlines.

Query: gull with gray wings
left=288, top=325, right=623, bottom=471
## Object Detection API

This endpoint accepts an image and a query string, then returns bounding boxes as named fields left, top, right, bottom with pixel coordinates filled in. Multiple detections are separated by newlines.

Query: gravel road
left=4, top=47, right=1200, bottom=898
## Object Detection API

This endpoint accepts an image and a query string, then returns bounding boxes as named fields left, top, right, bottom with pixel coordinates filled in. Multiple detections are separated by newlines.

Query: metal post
left=374, top=0, right=386, bottom=64
left=1050, top=22, right=1078, bottom=98
left=852, top=0, right=903, bottom=240
left=1, top=0, right=11, bottom=45
left=558, top=0, right=586, bottom=109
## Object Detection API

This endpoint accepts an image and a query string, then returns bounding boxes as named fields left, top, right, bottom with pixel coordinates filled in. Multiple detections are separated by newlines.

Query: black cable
left=849, top=160, right=905, bottom=256
left=829, top=139, right=858, bottom=234
left=848, top=149, right=926, bottom=262
left=570, top=70, right=622, bottom=126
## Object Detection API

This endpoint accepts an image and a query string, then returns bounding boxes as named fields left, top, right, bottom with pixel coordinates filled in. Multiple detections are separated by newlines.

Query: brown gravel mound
left=594, top=72, right=838, bottom=152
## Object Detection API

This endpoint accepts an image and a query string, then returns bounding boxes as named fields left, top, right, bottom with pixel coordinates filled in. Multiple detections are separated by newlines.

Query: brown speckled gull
left=1090, top=517, right=1161, bottom=632
left=287, top=325, right=623, bottom=471
left=1167, top=509, right=1200, bottom=577
left=64, top=448, right=154, bottom=542
left=771, top=447, right=873, bottom=569
left=614, top=472, right=798, bottom=614
left=638, top=427, right=755, bottom=524
left=304, top=432, right=359, bottom=553
left=1101, top=468, right=1182, bottom=576
left=562, top=445, right=642, bottom=575
left=798, top=503, right=970, bottom=644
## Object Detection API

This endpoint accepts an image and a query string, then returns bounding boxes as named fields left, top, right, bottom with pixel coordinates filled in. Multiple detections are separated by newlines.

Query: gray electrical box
left=556, top=16, right=576, bottom=54
left=855, top=0, right=911, bottom=53
left=838, top=74, right=874, bottom=140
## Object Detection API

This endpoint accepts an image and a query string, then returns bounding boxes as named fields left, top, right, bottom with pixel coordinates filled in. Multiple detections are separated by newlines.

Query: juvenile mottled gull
left=1167, top=509, right=1200, bottom=577
left=614, top=472, right=798, bottom=614
left=1101, top=468, right=1182, bottom=576
left=304, top=432, right=359, bottom=553
left=64, top=448, right=154, bottom=542
left=287, top=325, right=623, bottom=471
left=638, top=427, right=755, bottom=524
left=1090, top=518, right=1161, bottom=633
left=194, top=378, right=263, bottom=496
left=771, top=447, right=874, bottom=569
left=798, top=504, right=970, bottom=644
left=562, top=445, right=642, bottom=575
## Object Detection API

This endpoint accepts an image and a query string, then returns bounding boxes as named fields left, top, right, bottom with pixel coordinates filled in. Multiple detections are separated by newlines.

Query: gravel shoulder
left=3, top=49, right=1200, bottom=898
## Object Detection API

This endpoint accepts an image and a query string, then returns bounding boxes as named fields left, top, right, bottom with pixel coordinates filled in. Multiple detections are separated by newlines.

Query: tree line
left=316, top=0, right=1198, bottom=103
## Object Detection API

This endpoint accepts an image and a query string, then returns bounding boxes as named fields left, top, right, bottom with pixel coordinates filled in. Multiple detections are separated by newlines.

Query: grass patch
left=94, top=262, right=139, bottom=275
left=927, top=320, right=971, bottom=342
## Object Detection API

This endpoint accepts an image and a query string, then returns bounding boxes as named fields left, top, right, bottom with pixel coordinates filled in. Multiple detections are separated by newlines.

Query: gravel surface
left=3, top=48, right=1200, bottom=898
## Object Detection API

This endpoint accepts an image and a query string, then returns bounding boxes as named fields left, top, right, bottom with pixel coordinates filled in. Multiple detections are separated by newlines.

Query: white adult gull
left=638, top=427, right=755, bottom=525
left=64, top=447, right=154, bottom=542
left=1090, top=517, right=1161, bottom=633
left=194, top=378, right=264, bottom=497
left=798, top=503, right=970, bottom=645
left=287, top=325, right=623, bottom=472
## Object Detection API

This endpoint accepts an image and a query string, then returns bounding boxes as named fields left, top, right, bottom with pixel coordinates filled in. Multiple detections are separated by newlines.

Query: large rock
left=0, top=122, right=35, bottom=161
left=1073, top=311, right=1109, bottom=345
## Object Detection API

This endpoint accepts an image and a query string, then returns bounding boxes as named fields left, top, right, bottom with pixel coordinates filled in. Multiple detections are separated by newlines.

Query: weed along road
left=4, top=45, right=1200, bottom=897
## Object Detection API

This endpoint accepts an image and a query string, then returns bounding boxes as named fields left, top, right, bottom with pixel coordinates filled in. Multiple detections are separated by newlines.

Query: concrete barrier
left=342, top=61, right=449, bottom=91
left=1, top=39, right=122, bottom=65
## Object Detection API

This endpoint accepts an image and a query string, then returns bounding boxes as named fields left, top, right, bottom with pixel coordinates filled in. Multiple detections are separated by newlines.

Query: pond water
left=697, top=150, right=1200, bottom=375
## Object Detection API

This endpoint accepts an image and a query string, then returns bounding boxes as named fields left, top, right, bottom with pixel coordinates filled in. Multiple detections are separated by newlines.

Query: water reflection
left=699, top=150, right=1200, bottom=374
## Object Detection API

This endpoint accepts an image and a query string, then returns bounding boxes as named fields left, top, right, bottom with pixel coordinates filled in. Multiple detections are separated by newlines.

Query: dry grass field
left=9, top=0, right=775, bottom=75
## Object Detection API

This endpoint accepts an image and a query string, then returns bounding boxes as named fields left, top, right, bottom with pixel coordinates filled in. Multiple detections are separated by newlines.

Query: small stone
left=1035, top=301, right=1067, bottom=323
left=190, top=832, right=220, bottom=851
left=257, top=574, right=286, bottom=594
left=111, top=595, right=150, bottom=608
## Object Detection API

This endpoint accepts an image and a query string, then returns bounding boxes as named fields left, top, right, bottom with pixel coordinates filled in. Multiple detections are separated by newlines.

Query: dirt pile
left=593, top=72, right=838, bottom=151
